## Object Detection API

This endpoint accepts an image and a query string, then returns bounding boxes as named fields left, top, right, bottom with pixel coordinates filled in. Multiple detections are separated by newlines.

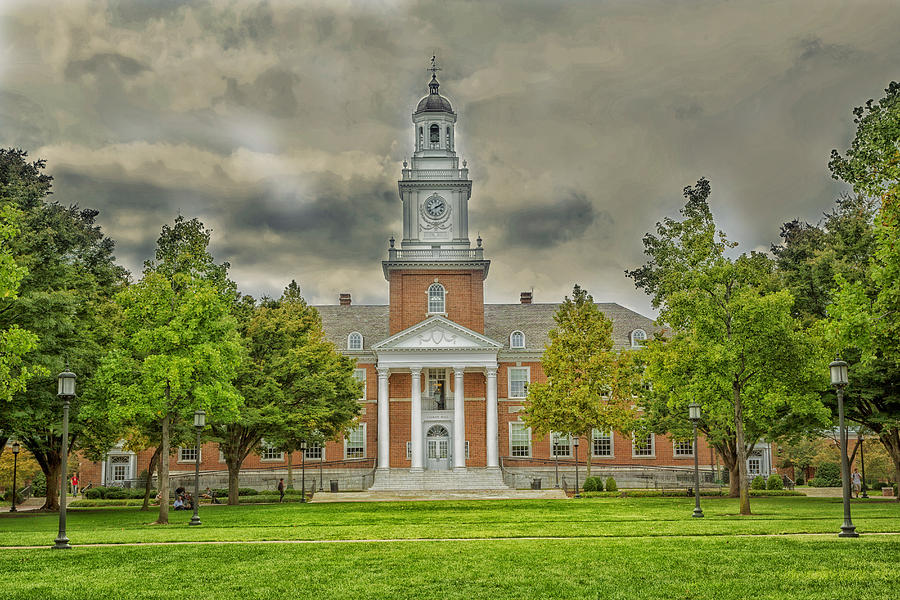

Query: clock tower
left=384, top=60, right=490, bottom=334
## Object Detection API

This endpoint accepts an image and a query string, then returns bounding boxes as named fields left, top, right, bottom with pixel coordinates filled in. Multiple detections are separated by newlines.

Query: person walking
left=277, top=478, right=285, bottom=503
left=71, top=473, right=79, bottom=496
left=851, top=468, right=862, bottom=499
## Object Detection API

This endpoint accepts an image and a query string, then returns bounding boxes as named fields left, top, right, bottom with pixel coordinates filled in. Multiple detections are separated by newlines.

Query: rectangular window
left=748, top=457, right=761, bottom=475
left=261, top=443, right=283, bottom=461
left=304, top=442, right=323, bottom=460
left=509, top=422, right=532, bottom=457
left=406, top=441, right=411, bottom=460
left=345, top=425, right=366, bottom=459
left=592, top=429, right=613, bottom=457
left=632, top=433, right=655, bottom=457
left=673, top=439, right=694, bottom=457
left=179, top=447, right=200, bottom=462
left=353, top=368, right=367, bottom=400
left=465, top=440, right=470, bottom=459
left=550, top=431, right=571, bottom=457
left=508, top=367, right=529, bottom=399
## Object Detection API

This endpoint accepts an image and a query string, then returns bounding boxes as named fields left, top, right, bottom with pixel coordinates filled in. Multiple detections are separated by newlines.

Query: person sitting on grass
left=173, top=495, right=185, bottom=510
left=201, top=487, right=221, bottom=504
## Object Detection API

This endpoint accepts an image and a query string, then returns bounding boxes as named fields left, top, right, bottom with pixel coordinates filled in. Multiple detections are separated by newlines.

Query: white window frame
left=427, top=283, right=446, bottom=314
left=345, top=424, right=366, bottom=459
left=465, top=440, right=470, bottom=459
left=178, top=446, right=200, bottom=463
left=632, top=433, right=655, bottom=458
left=510, top=330, right=525, bottom=349
left=218, top=450, right=226, bottom=463
left=550, top=431, right=572, bottom=457
left=353, top=368, right=367, bottom=400
left=748, top=457, right=761, bottom=476
left=304, top=441, right=324, bottom=461
left=508, top=366, right=530, bottom=399
left=631, top=329, right=648, bottom=348
left=348, top=332, right=363, bottom=351
left=406, top=441, right=411, bottom=460
left=509, top=421, right=532, bottom=458
left=260, top=441, right=284, bottom=462
left=592, top=429, right=614, bottom=458
left=673, top=439, right=694, bottom=458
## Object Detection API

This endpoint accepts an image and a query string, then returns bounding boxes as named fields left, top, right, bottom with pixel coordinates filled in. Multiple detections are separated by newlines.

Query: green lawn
left=1, top=497, right=897, bottom=599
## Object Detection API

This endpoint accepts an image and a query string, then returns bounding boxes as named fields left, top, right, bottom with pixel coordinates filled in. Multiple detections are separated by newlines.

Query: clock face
left=424, top=196, right=447, bottom=219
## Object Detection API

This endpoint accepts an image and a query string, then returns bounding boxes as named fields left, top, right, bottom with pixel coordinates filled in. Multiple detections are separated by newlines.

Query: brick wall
left=389, top=269, right=485, bottom=334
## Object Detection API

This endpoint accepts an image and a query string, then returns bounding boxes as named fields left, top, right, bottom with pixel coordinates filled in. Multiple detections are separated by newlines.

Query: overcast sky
left=1, top=0, right=898, bottom=317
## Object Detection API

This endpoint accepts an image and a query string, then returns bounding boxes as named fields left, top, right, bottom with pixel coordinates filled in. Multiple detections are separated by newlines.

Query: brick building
left=79, top=65, right=775, bottom=492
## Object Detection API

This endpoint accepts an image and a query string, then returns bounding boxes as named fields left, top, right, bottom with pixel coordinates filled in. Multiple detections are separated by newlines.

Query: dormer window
left=510, top=331, right=525, bottom=349
left=348, top=332, right=363, bottom=351
left=631, top=329, right=647, bottom=348
left=427, top=283, right=446, bottom=314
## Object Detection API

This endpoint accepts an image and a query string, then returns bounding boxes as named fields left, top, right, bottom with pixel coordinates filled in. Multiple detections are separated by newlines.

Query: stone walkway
left=310, top=489, right=567, bottom=502
left=0, top=498, right=45, bottom=513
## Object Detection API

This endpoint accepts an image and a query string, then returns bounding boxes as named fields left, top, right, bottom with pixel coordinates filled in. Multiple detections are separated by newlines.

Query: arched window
left=430, top=124, right=440, bottom=143
left=418, top=127, right=423, bottom=148
left=510, top=331, right=525, bottom=349
left=348, top=331, right=363, bottom=350
left=427, top=283, right=445, bottom=314
left=446, top=126, right=451, bottom=149
left=631, top=329, right=647, bottom=348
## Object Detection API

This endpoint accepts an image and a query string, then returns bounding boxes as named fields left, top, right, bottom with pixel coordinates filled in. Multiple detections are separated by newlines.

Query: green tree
left=211, top=281, right=361, bottom=504
left=0, top=149, right=125, bottom=509
left=522, top=285, right=641, bottom=476
left=628, top=178, right=829, bottom=514
left=826, top=81, right=900, bottom=494
left=92, top=216, right=242, bottom=524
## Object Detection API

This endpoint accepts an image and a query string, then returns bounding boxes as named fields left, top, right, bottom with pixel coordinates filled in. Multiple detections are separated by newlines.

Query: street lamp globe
left=193, top=409, right=206, bottom=429
left=57, top=369, right=76, bottom=398
left=688, top=402, right=701, bottom=422
left=830, top=359, right=849, bottom=387
left=12, top=441, right=19, bottom=455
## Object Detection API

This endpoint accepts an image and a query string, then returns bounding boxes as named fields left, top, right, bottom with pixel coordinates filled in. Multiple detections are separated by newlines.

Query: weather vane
left=429, top=55, right=441, bottom=78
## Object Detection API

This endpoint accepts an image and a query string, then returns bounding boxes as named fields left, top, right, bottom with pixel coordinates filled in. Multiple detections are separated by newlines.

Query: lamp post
left=10, top=441, right=20, bottom=512
left=830, top=359, right=858, bottom=538
left=573, top=436, right=581, bottom=499
left=189, top=409, right=205, bottom=527
left=688, top=402, right=704, bottom=518
left=300, top=440, right=307, bottom=503
left=859, top=431, right=868, bottom=499
left=54, top=368, right=76, bottom=549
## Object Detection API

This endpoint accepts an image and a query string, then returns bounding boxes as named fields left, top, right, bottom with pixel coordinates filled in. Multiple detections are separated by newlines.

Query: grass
left=1, top=497, right=898, bottom=599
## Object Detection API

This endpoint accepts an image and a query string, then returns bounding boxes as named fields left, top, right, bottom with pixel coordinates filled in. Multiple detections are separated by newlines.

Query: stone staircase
left=369, top=468, right=510, bottom=491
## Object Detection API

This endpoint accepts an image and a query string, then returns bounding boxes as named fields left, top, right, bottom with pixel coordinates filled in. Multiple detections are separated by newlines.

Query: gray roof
left=415, top=93, right=453, bottom=113
left=313, top=302, right=656, bottom=353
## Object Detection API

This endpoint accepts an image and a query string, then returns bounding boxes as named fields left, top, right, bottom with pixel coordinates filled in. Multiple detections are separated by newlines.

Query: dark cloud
left=65, top=53, right=150, bottom=81
left=500, top=192, right=597, bottom=248
left=221, top=67, right=299, bottom=118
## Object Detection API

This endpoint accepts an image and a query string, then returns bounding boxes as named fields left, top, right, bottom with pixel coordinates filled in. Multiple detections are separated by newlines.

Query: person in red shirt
left=71, top=473, right=79, bottom=496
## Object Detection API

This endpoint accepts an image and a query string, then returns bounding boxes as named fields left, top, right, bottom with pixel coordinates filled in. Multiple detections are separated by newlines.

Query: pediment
left=373, top=316, right=502, bottom=351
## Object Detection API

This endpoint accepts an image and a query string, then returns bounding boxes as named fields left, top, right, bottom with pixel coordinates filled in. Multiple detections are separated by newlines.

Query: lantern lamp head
left=572, top=436, right=579, bottom=448
left=829, top=359, right=849, bottom=387
left=12, top=441, right=20, bottom=455
left=193, top=409, right=206, bottom=429
left=57, top=369, right=77, bottom=398
left=688, top=402, right=701, bottom=422
left=300, top=440, right=307, bottom=451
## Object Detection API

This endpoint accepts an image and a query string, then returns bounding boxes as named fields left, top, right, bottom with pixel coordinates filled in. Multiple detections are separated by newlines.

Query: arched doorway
left=426, top=424, right=451, bottom=470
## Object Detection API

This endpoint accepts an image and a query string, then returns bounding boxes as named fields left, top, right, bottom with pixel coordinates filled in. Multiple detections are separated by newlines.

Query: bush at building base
left=751, top=475, right=766, bottom=490
left=605, top=477, right=617, bottom=492
left=766, top=474, right=784, bottom=490
left=582, top=476, right=604, bottom=492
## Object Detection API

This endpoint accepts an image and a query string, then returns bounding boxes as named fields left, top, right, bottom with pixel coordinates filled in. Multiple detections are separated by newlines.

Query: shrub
left=84, top=488, right=103, bottom=499
left=582, top=476, right=604, bottom=492
left=32, top=472, right=46, bottom=497
left=814, top=462, right=842, bottom=486
left=105, top=488, right=128, bottom=499
left=605, top=477, right=617, bottom=492
left=751, top=475, right=766, bottom=490
left=766, top=474, right=784, bottom=490
left=212, top=487, right=259, bottom=497
left=795, top=474, right=805, bottom=486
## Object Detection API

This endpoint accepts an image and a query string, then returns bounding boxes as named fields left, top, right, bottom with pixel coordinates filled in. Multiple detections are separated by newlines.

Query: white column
left=377, top=367, right=390, bottom=471
left=410, top=367, right=423, bottom=472
left=453, top=366, right=466, bottom=471
left=486, top=367, right=499, bottom=469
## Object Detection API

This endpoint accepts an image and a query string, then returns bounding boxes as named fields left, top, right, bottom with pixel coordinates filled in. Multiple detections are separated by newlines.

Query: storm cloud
left=1, top=0, right=898, bottom=313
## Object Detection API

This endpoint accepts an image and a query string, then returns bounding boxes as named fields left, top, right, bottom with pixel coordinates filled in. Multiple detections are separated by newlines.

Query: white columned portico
left=452, top=366, right=466, bottom=471
left=410, top=366, right=424, bottom=472
left=377, top=367, right=390, bottom=471
left=485, top=367, right=499, bottom=469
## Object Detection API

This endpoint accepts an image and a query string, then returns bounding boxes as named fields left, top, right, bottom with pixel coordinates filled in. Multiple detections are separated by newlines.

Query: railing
left=387, top=247, right=484, bottom=261
left=401, top=168, right=469, bottom=180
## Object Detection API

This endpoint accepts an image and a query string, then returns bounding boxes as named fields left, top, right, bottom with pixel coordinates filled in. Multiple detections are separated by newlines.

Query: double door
left=425, top=424, right=451, bottom=470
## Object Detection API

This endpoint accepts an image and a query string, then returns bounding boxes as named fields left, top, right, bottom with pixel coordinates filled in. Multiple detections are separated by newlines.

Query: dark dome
left=415, top=93, right=453, bottom=113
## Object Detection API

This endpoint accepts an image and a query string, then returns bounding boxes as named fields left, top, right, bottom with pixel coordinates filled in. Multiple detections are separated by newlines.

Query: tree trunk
left=585, top=434, right=592, bottom=477
left=880, top=428, right=900, bottom=503
left=287, top=452, right=294, bottom=489
left=714, top=440, right=740, bottom=497
left=142, top=446, right=161, bottom=511
left=0, top=435, right=7, bottom=462
left=227, top=462, right=241, bottom=505
left=155, top=413, right=170, bottom=525
left=41, top=454, right=63, bottom=511
left=733, top=384, right=751, bottom=515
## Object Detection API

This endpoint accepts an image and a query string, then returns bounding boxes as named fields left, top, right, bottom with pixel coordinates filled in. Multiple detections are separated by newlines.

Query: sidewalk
left=310, top=489, right=567, bottom=503
left=0, top=498, right=46, bottom=513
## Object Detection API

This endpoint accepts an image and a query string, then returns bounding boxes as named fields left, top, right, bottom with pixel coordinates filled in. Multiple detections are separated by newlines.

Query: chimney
left=520, top=291, right=533, bottom=305
left=339, top=293, right=352, bottom=306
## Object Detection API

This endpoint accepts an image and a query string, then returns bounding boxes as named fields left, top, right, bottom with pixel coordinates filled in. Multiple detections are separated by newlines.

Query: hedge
left=579, top=489, right=805, bottom=498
